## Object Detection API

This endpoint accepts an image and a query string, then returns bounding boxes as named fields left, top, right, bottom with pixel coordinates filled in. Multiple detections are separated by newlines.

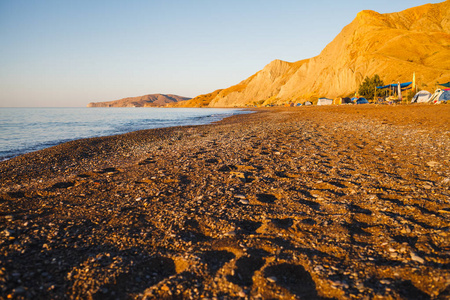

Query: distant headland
left=87, top=94, right=191, bottom=107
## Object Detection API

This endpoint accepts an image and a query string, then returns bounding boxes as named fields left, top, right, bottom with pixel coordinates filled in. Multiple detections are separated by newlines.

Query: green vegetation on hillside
left=358, top=75, right=384, bottom=100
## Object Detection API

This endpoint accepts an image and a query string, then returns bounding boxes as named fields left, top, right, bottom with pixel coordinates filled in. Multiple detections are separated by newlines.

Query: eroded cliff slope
left=179, top=1, right=450, bottom=107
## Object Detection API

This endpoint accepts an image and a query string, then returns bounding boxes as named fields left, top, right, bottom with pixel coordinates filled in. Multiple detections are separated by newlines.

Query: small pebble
left=3, top=229, right=14, bottom=236
left=426, top=161, right=440, bottom=167
left=314, top=265, right=324, bottom=272
left=410, top=252, right=425, bottom=264
left=14, top=287, right=26, bottom=295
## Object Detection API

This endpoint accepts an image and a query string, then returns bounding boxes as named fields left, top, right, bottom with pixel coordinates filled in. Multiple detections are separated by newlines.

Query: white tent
left=429, top=89, right=450, bottom=104
left=411, top=90, right=432, bottom=103
left=317, top=98, right=333, bottom=105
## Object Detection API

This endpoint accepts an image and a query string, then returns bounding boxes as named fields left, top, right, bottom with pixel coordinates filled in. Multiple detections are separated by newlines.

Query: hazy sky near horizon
left=0, top=0, right=443, bottom=107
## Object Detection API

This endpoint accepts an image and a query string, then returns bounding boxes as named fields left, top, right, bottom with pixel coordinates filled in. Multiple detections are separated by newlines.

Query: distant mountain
left=177, top=1, right=450, bottom=107
left=87, top=94, right=191, bottom=107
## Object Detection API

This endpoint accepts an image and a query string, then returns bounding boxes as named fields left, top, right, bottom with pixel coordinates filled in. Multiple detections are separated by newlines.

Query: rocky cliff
left=87, top=94, right=191, bottom=107
left=178, top=1, right=450, bottom=107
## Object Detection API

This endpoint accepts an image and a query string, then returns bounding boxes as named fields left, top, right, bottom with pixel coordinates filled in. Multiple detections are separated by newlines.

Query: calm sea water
left=0, top=107, right=250, bottom=160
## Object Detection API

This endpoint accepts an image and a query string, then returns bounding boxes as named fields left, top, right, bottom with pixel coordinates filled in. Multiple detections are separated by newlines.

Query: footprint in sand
left=227, top=253, right=266, bottom=287
left=263, top=263, right=319, bottom=299
left=96, top=167, right=121, bottom=174
left=138, top=158, right=155, bottom=165
left=200, top=250, right=235, bottom=275
left=51, top=181, right=75, bottom=189
left=256, top=193, right=277, bottom=204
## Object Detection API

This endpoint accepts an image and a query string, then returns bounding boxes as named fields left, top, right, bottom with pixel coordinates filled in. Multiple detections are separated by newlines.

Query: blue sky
left=0, top=0, right=443, bottom=107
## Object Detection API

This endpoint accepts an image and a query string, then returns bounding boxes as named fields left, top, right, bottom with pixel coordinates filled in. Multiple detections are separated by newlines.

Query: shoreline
left=1, top=105, right=449, bottom=299
left=0, top=108, right=259, bottom=182
left=0, top=107, right=253, bottom=162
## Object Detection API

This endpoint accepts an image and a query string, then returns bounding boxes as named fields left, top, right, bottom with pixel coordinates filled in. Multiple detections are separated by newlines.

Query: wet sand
left=1, top=105, right=449, bottom=299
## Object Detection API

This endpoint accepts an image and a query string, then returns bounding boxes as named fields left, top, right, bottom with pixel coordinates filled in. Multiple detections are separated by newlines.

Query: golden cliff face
left=181, top=1, right=450, bottom=107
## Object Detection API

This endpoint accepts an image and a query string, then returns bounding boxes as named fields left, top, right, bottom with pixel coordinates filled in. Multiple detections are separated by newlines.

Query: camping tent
left=304, top=101, right=312, bottom=106
left=438, top=82, right=450, bottom=88
left=342, top=97, right=353, bottom=104
left=411, top=90, right=432, bottom=103
left=317, top=98, right=333, bottom=105
left=429, top=89, right=450, bottom=103
left=356, top=98, right=369, bottom=104
left=333, top=97, right=342, bottom=105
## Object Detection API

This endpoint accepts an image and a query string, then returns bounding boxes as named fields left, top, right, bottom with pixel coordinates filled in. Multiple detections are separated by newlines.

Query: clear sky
left=0, top=0, right=443, bottom=107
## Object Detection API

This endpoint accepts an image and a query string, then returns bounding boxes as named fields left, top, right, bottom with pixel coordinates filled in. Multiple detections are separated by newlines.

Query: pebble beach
left=1, top=105, right=449, bottom=299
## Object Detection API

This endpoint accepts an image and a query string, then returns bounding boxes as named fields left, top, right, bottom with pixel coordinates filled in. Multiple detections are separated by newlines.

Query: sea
left=0, top=107, right=251, bottom=161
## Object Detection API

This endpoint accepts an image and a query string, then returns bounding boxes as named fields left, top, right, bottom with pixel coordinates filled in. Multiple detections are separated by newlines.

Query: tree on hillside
left=358, top=75, right=384, bottom=100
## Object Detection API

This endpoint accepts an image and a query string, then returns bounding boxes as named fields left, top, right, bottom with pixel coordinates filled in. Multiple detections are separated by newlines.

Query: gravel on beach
left=1, top=105, right=449, bottom=299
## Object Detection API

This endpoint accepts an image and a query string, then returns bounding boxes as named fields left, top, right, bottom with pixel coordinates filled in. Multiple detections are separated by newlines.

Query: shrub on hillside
left=358, top=75, right=384, bottom=100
